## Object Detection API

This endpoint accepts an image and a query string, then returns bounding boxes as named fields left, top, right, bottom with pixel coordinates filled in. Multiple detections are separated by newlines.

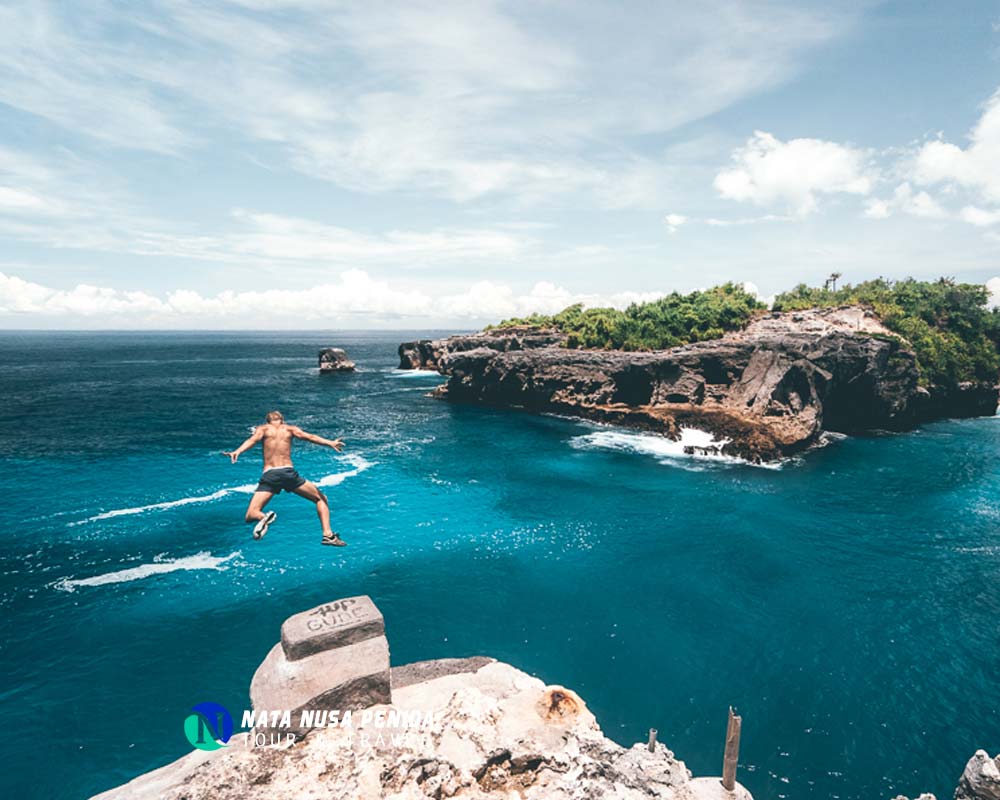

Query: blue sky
left=1, top=0, right=999, bottom=328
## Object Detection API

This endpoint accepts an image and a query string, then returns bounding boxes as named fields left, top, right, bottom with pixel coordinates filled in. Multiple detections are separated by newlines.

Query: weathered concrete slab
left=250, top=634, right=391, bottom=728
left=688, top=777, right=754, bottom=800
left=280, top=595, right=383, bottom=661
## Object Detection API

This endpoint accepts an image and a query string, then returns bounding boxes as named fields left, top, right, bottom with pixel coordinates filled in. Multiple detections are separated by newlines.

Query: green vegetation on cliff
left=490, top=283, right=765, bottom=350
left=772, top=278, right=1000, bottom=387
left=491, top=277, right=1000, bottom=389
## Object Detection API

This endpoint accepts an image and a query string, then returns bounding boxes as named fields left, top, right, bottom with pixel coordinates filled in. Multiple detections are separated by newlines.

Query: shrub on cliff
left=490, top=283, right=766, bottom=350
left=773, top=277, right=1000, bottom=387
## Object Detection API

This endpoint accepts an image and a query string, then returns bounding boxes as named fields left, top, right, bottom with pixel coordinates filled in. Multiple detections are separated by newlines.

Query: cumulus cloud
left=913, top=90, right=1000, bottom=203
left=714, top=131, right=874, bottom=215
left=987, top=277, right=1000, bottom=308
left=0, top=270, right=666, bottom=325
left=865, top=182, right=949, bottom=220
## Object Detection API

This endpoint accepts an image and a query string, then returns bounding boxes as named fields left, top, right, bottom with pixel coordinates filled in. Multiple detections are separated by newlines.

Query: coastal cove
left=2, top=330, right=1000, bottom=800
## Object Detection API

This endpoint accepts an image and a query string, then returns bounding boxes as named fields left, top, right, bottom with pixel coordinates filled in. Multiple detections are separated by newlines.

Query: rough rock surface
left=957, top=751, right=1000, bottom=800
left=887, top=750, right=1000, bottom=800
left=92, top=660, right=751, bottom=800
left=398, top=326, right=565, bottom=370
left=319, top=347, right=357, bottom=373
left=399, top=307, right=999, bottom=462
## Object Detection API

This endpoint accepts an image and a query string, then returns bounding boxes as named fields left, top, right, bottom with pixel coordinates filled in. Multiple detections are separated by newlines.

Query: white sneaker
left=253, top=511, right=277, bottom=540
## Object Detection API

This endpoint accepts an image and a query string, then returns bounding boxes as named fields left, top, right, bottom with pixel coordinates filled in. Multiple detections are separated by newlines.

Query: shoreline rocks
left=891, top=749, right=1000, bottom=800
left=398, top=307, right=999, bottom=462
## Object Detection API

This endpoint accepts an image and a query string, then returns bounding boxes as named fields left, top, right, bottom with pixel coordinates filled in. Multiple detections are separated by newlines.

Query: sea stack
left=319, top=347, right=356, bottom=373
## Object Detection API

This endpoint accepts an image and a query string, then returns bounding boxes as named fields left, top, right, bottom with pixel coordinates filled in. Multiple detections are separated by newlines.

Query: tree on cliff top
left=489, top=283, right=766, bottom=351
left=772, top=277, right=1000, bottom=387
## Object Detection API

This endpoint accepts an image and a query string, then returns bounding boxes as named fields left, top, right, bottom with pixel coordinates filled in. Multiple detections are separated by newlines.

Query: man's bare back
left=222, top=410, right=347, bottom=546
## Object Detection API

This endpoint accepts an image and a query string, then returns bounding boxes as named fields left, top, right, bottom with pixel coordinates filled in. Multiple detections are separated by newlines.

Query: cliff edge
left=92, top=597, right=752, bottom=800
left=399, top=307, right=999, bottom=462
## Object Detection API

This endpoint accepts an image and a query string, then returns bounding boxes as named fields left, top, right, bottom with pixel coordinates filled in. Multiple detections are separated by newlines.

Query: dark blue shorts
left=255, top=467, right=307, bottom=495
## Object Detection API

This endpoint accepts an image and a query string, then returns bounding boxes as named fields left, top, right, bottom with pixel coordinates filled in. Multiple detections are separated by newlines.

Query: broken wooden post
left=647, top=728, right=657, bottom=752
left=721, top=706, right=742, bottom=791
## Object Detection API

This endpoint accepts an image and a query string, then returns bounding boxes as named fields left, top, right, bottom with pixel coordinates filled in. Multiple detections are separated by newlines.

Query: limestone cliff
left=92, top=659, right=750, bottom=800
left=398, top=307, right=999, bottom=462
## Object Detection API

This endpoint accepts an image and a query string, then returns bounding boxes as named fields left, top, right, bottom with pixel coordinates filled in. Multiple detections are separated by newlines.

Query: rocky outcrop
left=957, top=751, right=1000, bottom=800
left=401, top=307, right=999, bottom=462
left=890, top=749, right=1000, bottom=800
left=95, top=660, right=752, bottom=800
left=398, top=326, right=566, bottom=370
left=93, top=596, right=753, bottom=800
left=319, top=347, right=356, bottom=373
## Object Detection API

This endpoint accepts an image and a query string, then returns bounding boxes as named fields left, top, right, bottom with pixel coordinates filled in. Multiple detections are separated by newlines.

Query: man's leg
left=291, top=481, right=345, bottom=546
left=245, top=491, right=274, bottom=523
left=245, top=491, right=278, bottom=539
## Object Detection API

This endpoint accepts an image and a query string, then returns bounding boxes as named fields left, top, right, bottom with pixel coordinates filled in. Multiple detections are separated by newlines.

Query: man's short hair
left=265, top=410, right=284, bottom=423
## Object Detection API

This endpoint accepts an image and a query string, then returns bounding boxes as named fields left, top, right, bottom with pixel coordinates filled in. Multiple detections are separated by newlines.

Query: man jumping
left=222, top=410, right=347, bottom=546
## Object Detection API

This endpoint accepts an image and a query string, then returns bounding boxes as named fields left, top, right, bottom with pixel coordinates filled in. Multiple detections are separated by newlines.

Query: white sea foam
left=387, top=369, right=442, bottom=378
left=315, top=453, right=374, bottom=486
left=69, top=455, right=374, bottom=525
left=72, top=489, right=233, bottom=524
left=569, top=427, right=781, bottom=469
left=54, top=551, right=240, bottom=592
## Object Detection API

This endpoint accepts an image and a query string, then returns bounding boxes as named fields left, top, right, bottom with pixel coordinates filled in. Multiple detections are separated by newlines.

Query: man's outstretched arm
left=290, top=426, right=345, bottom=452
left=222, top=427, right=264, bottom=463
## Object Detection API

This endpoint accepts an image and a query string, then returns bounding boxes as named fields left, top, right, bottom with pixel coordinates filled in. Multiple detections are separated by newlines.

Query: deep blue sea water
left=2, top=331, right=999, bottom=800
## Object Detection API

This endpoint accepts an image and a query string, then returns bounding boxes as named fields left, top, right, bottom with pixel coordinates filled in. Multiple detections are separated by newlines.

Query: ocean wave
left=53, top=551, right=240, bottom=592
left=569, top=427, right=783, bottom=470
left=69, top=455, right=374, bottom=526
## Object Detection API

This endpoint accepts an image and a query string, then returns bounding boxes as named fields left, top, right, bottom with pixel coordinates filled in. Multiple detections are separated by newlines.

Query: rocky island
left=398, top=283, right=1000, bottom=462
left=319, top=347, right=357, bottom=373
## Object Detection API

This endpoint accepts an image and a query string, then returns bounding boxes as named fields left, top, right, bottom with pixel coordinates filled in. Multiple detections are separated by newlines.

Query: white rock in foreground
left=93, top=660, right=752, bottom=800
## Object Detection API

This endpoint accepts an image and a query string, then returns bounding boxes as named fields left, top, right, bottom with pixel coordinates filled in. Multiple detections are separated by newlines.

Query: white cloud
left=714, top=130, right=874, bottom=215
left=0, top=270, right=666, bottom=324
left=864, top=199, right=891, bottom=219
left=664, top=213, right=687, bottom=234
left=704, top=213, right=794, bottom=226
left=960, top=205, right=1000, bottom=227
left=0, top=2, right=852, bottom=207
left=913, top=90, right=1000, bottom=203
left=987, top=277, right=1000, bottom=308
left=864, top=182, right=949, bottom=221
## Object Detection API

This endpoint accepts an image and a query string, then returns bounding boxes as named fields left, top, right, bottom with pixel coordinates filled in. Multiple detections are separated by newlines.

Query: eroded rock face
left=398, top=327, right=566, bottom=371
left=401, top=307, right=999, bottom=462
left=319, top=347, right=356, bottom=372
left=888, top=749, right=1000, bottom=800
left=93, top=661, right=751, bottom=800
left=956, top=751, right=1000, bottom=800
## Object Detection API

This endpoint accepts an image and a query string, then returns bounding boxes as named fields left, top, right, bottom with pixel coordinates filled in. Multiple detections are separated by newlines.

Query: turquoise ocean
left=2, top=331, right=998, bottom=800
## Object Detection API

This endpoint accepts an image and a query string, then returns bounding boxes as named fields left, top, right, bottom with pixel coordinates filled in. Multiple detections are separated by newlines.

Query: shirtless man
left=222, top=410, right=347, bottom=546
